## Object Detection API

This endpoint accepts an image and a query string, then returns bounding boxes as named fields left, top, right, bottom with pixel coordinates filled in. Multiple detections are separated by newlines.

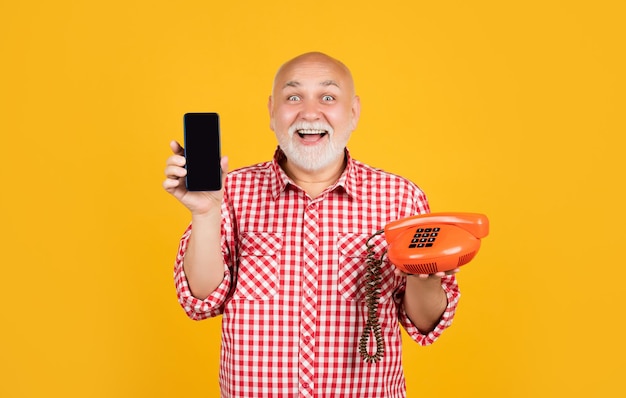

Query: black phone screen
left=183, top=112, right=222, bottom=191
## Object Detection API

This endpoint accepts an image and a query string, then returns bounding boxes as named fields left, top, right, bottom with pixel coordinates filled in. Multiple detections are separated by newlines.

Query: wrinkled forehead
left=272, top=54, right=355, bottom=95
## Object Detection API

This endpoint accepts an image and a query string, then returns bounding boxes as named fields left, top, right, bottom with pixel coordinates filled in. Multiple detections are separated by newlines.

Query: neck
left=281, top=156, right=347, bottom=198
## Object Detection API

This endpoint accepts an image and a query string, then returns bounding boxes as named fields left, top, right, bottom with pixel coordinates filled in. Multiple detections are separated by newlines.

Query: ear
left=350, top=95, right=361, bottom=130
left=268, top=95, right=275, bottom=131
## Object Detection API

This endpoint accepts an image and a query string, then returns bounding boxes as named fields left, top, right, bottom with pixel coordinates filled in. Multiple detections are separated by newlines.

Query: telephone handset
left=359, top=212, right=489, bottom=363
left=384, top=212, right=489, bottom=274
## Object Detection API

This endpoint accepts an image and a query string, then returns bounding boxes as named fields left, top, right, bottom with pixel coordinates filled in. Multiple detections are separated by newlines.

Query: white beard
left=277, top=121, right=349, bottom=172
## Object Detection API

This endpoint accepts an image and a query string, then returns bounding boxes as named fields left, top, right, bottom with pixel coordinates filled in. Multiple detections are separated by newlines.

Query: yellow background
left=1, top=0, right=624, bottom=396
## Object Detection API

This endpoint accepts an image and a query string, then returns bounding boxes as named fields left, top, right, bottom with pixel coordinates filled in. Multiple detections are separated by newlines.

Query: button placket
left=298, top=201, right=319, bottom=398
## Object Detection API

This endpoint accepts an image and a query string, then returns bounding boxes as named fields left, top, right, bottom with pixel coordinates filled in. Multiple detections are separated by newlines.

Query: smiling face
left=268, top=52, right=361, bottom=174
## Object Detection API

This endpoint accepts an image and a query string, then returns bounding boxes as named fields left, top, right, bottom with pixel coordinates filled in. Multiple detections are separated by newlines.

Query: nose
left=299, top=99, right=321, bottom=121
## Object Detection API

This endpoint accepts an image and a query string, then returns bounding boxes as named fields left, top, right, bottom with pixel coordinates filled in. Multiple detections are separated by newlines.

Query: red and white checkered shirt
left=174, top=148, right=460, bottom=398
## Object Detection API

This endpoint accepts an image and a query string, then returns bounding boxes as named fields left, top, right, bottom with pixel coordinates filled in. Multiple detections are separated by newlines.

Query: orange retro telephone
left=359, top=212, right=489, bottom=363
left=384, top=212, right=489, bottom=274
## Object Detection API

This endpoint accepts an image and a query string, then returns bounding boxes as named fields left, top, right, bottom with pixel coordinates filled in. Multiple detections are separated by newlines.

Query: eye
left=288, top=95, right=301, bottom=101
left=322, top=95, right=335, bottom=102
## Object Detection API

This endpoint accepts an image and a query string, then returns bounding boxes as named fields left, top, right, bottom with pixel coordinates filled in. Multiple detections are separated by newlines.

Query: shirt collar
left=269, top=147, right=360, bottom=200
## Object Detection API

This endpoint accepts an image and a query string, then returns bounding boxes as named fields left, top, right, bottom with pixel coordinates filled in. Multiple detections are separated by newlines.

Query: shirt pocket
left=337, top=233, right=396, bottom=302
left=233, top=232, right=283, bottom=300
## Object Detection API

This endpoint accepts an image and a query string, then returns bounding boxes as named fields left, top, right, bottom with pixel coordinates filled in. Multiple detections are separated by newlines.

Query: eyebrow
left=283, top=80, right=341, bottom=89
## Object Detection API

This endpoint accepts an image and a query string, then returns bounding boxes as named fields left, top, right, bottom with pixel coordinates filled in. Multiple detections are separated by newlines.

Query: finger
left=394, top=268, right=407, bottom=277
left=162, top=175, right=182, bottom=192
left=164, top=164, right=187, bottom=178
left=166, top=154, right=186, bottom=167
left=219, top=155, right=229, bottom=187
left=411, top=272, right=445, bottom=279
left=170, top=140, right=184, bottom=156
left=221, top=156, right=229, bottom=173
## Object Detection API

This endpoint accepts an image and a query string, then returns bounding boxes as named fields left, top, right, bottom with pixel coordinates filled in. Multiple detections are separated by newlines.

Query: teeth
left=297, top=129, right=326, bottom=135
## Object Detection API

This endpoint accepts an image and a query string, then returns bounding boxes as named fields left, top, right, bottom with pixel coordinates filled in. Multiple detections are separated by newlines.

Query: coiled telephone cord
left=359, top=229, right=386, bottom=363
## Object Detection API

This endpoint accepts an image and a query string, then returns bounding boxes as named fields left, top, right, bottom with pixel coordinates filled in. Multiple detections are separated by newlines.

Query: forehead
left=274, top=57, right=353, bottom=93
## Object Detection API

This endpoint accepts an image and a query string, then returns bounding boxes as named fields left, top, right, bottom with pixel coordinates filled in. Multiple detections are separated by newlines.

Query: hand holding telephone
left=384, top=212, right=489, bottom=274
left=360, top=212, right=489, bottom=363
left=183, top=112, right=222, bottom=191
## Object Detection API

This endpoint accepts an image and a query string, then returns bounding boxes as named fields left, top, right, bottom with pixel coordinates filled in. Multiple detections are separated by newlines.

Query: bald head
left=267, top=51, right=361, bottom=176
left=272, top=52, right=356, bottom=98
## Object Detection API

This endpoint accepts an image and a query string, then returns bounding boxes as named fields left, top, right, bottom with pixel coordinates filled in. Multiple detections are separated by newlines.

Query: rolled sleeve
left=173, top=224, right=231, bottom=320
left=396, top=275, right=461, bottom=345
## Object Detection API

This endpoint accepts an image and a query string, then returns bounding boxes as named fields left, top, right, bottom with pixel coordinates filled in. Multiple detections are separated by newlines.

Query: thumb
left=220, top=156, right=229, bottom=186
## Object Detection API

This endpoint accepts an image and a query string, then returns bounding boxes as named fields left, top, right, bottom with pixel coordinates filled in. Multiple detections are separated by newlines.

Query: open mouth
left=297, top=129, right=328, bottom=141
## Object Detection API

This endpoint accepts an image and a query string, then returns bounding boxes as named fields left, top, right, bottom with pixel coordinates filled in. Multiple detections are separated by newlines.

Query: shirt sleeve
left=173, top=223, right=232, bottom=321
left=394, top=274, right=460, bottom=345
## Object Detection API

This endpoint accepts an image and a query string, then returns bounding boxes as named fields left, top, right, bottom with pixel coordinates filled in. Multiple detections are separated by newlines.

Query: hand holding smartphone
left=183, top=112, right=222, bottom=191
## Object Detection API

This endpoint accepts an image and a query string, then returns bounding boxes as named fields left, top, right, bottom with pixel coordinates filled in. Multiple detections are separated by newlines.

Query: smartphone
left=183, top=112, right=222, bottom=191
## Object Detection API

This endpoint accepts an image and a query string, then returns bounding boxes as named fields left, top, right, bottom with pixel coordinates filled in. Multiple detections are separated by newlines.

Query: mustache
left=288, top=121, right=334, bottom=136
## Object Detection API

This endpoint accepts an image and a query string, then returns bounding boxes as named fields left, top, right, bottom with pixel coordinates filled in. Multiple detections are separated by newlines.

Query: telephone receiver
left=384, top=212, right=489, bottom=274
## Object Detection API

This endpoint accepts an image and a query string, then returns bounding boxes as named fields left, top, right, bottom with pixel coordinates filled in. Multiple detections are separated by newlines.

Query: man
left=163, top=52, right=460, bottom=397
